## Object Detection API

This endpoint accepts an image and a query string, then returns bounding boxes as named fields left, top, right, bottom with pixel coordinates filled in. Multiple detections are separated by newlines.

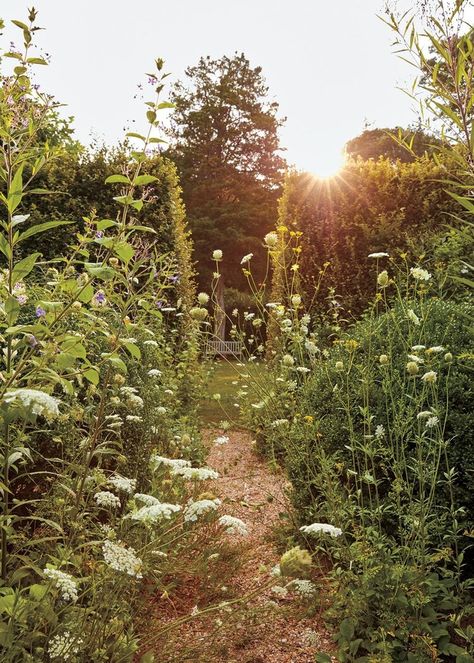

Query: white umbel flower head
left=3, top=388, right=60, bottom=420
left=94, top=491, right=121, bottom=509
left=212, top=249, right=223, bottom=261
left=184, top=498, right=221, bottom=522
left=421, top=370, right=437, bottom=384
left=300, top=523, right=343, bottom=537
left=129, top=502, right=181, bottom=523
left=172, top=466, right=219, bottom=481
left=108, top=475, right=136, bottom=494
left=48, top=631, right=83, bottom=661
left=368, top=252, right=389, bottom=258
left=102, top=540, right=143, bottom=578
left=44, top=568, right=78, bottom=602
left=241, top=253, right=253, bottom=265
left=410, top=267, right=432, bottom=281
left=218, top=515, right=248, bottom=536
left=214, top=435, right=229, bottom=446
left=151, top=454, right=191, bottom=471
left=264, top=231, right=279, bottom=248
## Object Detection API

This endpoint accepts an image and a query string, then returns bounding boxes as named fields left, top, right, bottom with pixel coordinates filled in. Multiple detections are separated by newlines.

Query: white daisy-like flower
left=425, top=416, right=439, bottom=428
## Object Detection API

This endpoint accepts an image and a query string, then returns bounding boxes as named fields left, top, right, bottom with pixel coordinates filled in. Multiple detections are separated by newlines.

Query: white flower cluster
left=147, top=368, right=162, bottom=377
left=218, top=515, right=248, bottom=536
left=94, top=491, right=121, bottom=509
left=184, top=498, right=221, bottom=522
left=48, top=631, right=83, bottom=661
left=129, top=501, right=181, bottom=524
left=214, top=435, right=229, bottom=446
left=368, top=252, right=389, bottom=259
left=3, top=388, right=60, bottom=419
left=108, top=475, right=136, bottom=494
left=410, top=267, right=432, bottom=281
left=288, top=579, right=317, bottom=597
left=44, top=568, right=78, bottom=602
left=300, top=522, right=342, bottom=537
left=151, top=454, right=191, bottom=471
left=241, top=253, right=253, bottom=264
left=172, top=466, right=219, bottom=481
left=133, top=493, right=161, bottom=506
left=102, top=540, right=143, bottom=578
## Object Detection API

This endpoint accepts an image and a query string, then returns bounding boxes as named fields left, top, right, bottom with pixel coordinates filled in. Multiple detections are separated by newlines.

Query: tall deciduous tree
left=167, top=53, right=286, bottom=296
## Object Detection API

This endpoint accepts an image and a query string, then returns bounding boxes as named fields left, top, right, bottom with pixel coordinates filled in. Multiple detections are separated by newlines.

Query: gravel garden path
left=148, top=428, right=334, bottom=662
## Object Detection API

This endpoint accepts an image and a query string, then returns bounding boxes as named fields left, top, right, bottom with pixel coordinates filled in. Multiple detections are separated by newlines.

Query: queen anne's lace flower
left=108, top=475, right=136, bottom=494
left=48, top=631, right=83, bottom=661
left=368, top=252, right=389, bottom=258
left=289, top=579, right=317, bottom=597
left=241, top=253, right=253, bottom=264
left=151, top=454, right=191, bottom=471
left=421, top=370, right=437, bottom=384
left=214, top=435, right=229, bottom=446
left=94, top=491, right=121, bottom=509
left=147, top=369, right=161, bottom=377
left=410, top=267, right=432, bottom=281
left=407, top=309, right=421, bottom=326
left=133, top=493, right=161, bottom=506
left=44, top=568, right=78, bottom=602
left=425, top=416, right=439, bottom=428
left=300, top=523, right=342, bottom=537
left=218, top=515, right=248, bottom=536
left=173, top=467, right=219, bottom=481
left=129, top=502, right=181, bottom=523
left=3, top=388, right=60, bottom=419
left=102, top=540, right=143, bottom=578
left=184, top=498, right=221, bottom=522
left=264, top=231, right=279, bottom=248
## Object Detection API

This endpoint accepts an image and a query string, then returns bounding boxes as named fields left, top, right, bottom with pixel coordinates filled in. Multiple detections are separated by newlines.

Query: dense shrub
left=274, top=159, right=465, bottom=316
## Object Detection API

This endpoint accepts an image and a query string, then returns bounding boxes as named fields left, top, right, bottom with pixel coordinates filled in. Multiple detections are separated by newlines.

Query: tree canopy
left=167, top=53, right=286, bottom=294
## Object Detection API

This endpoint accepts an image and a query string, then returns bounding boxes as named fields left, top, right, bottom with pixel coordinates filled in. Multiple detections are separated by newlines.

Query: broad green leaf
left=126, top=132, right=147, bottom=141
left=83, top=367, right=100, bottom=385
left=157, top=102, right=175, bottom=109
left=105, top=355, right=128, bottom=373
left=17, top=220, right=73, bottom=243
left=0, top=234, right=11, bottom=260
left=114, top=241, right=135, bottom=264
left=11, top=253, right=41, bottom=283
left=96, top=219, right=118, bottom=231
left=29, top=584, right=48, bottom=601
left=5, top=296, right=19, bottom=326
left=55, top=353, right=76, bottom=370
left=61, top=336, right=87, bottom=359
left=134, top=174, right=158, bottom=186
left=130, top=199, right=144, bottom=211
left=105, top=174, right=131, bottom=185
left=26, top=57, right=47, bottom=65
left=84, top=262, right=116, bottom=281
left=123, top=341, right=141, bottom=360
left=7, top=165, right=24, bottom=214
left=113, top=195, right=134, bottom=206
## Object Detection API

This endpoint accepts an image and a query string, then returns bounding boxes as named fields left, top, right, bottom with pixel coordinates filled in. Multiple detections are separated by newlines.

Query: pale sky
left=3, top=0, right=425, bottom=175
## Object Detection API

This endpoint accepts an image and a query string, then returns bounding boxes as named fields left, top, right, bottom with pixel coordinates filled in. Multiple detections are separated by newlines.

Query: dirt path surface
left=149, top=429, right=334, bottom=662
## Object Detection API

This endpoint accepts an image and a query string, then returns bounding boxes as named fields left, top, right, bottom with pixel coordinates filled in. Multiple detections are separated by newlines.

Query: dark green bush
left=289, top=297, right=474, bottom=541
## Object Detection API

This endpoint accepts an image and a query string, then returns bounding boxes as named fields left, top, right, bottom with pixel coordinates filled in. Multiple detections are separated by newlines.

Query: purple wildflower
left=168, top=274, right=180, bottom=284
left=95, top=230, right=104, bottom=239
left=35, top=306, right=46, bottom=318
left=27, top=334, right=38, bottom=348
